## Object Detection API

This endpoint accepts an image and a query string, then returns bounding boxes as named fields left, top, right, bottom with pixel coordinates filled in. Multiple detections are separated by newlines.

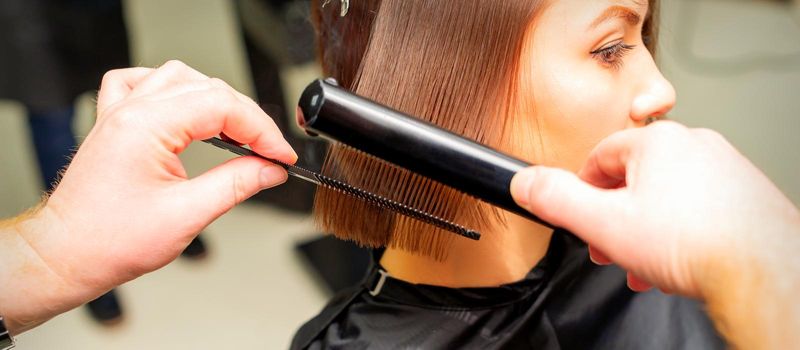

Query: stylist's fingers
left=589, top=246, right=613, bottom=265
left=511, top=166, right=629, bottom=244
left=580, top=121, right=693, bottom=190
left=627, top=272, right=653, bottom=292
left=147, top=76, right=262, bottom=113
left=578, top=128, right=643, bottom=189
left=146, top=87, right=297, bottom=163
left=125, top=60, right=209, bottom=100
left=97, top=61, right=212, bottom=118
left=97, top=67, right=155, bottom=117
left=176, top=156, right=288, bottom=223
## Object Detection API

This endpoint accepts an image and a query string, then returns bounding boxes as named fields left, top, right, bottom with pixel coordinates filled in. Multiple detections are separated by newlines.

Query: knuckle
left=157, top=60, right=190, bottom=77
left=161, top=59, right=187, bottom=70
left=208, top=77, right=229, bottom=89
left=230, top=172, right=250, bottom=205
left=100, top=69, right=123, bottom=87
left=211, top=86, right=239, bottom=104
left=209, top=78, right=254, bottom=105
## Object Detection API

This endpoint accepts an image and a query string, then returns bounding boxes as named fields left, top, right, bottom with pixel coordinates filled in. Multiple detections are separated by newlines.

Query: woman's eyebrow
left=589, top=5, right=643, bottom=29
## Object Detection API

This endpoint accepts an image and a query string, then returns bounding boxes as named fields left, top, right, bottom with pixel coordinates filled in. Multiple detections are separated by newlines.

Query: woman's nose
left=630, top=66, right=676, bottom=123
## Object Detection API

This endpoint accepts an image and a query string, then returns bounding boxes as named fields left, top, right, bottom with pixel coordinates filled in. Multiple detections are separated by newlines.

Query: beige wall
left=123, top=0, right=254, bottom=97
left=659, top=1, right=800, bottom=205
left=0, top=102, right=42, bottom=217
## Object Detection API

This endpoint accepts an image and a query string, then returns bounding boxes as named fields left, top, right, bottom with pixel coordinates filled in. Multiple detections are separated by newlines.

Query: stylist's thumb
left=177, top=156, right=288, bottom=223
left=511, top=166, right=627, bottom=241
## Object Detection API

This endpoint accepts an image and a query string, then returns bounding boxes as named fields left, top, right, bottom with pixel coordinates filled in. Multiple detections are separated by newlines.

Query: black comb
left=202, top=137, right=481, bottom=241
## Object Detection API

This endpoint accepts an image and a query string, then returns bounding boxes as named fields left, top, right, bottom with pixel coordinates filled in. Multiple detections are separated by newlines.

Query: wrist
left=699, top=217, right=800, bottom=349
left=0, top=204, right=83, bottom=335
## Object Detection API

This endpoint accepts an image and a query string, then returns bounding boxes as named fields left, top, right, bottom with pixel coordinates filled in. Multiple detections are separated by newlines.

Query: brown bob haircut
left=311, top=0, right=661, bottom=259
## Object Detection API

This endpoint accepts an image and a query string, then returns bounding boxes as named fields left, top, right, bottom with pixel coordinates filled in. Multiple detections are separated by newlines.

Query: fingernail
left=260, top=165, right=288, bottom=189
left=283, top=140, right=299, bottom=164
left=511, top=169, right=537, bottom=207
left=627, top=275, right=653, bottom=292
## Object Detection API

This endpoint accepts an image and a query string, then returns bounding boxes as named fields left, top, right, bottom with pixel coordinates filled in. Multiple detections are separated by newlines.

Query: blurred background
left=0, top=0, right=798, bottom=348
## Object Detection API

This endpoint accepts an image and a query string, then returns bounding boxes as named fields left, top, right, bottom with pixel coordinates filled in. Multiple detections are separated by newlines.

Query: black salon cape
left=291, top=230, right=724, bottom=349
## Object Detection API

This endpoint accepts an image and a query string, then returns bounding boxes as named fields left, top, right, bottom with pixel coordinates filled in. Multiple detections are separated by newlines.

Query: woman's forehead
left=539, top=0, right=649, bottom=31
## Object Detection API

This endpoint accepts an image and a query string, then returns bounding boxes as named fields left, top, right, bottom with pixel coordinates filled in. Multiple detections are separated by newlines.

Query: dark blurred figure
left=0, top=0, right=206, bottom=324
left=236, top=0, right=370, bottom=295
left=238, top=0, right=327, bottom=212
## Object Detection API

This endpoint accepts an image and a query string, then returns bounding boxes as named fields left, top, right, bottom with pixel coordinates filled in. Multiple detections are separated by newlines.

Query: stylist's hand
left=4, top=61, right=296, bottom=333
left=511, top=121, right=799, bottom=296
left=511, top=121, right=800, bottom=348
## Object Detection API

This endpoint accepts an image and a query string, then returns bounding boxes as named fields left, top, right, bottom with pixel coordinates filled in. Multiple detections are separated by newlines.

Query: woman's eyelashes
left=590, top=41, right=636, bottom=70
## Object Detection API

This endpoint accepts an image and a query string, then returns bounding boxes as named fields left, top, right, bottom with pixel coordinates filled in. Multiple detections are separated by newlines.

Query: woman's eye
left=590, top=41, right=636, bottom=70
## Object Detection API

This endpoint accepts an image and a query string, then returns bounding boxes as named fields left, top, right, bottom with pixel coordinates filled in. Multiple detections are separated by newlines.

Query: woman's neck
left=380, top=213, right=554, bottom=288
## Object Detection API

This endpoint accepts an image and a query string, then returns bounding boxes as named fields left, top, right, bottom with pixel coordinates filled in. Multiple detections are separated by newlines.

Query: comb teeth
left=314, top=174, right=481, bottom=240
left=201, top=138, right=480, bottom=241
left=267, top=157, right=480, bottom=241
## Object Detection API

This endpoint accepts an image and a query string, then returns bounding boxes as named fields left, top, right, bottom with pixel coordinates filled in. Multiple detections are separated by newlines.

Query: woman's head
left=311, top=0, right=674, bottom=258
left=513, top=0, right=674, bottom=171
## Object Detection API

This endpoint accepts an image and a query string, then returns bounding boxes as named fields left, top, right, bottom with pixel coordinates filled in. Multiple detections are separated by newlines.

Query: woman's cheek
left=543, top=80, right=630, bottom=171
left=527, top=57, right=631, bottom=170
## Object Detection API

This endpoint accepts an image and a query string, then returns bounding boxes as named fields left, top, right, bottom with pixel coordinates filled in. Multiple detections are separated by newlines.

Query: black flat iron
left=296, top=78, right=551, bottom=229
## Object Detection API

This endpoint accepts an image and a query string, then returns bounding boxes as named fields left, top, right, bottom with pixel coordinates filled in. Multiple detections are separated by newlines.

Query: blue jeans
left=26, top=106, right=76, bottom=191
